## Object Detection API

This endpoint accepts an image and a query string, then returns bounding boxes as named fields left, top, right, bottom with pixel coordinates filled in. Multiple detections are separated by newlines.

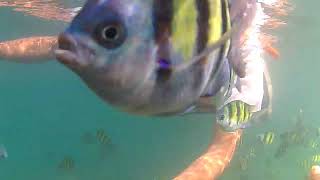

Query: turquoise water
left=0, top=0, right=318, bottom=179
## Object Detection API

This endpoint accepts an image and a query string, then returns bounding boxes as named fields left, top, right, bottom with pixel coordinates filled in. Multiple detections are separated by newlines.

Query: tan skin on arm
left=0, top=0, right=73, bottom=62
left=310, top=166, right=320, bottom=180
left=0, top=36, right=57, bottom=62
left=174, top=123, right=242, bottom=180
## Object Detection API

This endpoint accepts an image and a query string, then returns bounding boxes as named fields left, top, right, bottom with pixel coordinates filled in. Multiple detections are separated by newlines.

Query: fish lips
left=55, top=32, right=96, bottom=69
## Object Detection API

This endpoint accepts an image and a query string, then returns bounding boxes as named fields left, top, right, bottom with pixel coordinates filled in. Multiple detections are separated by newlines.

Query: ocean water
left=0, top=0, right=317, bottom=179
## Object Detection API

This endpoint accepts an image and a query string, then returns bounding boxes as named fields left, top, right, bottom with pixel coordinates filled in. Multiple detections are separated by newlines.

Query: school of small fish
left=233, top=109, right=320, bottom=177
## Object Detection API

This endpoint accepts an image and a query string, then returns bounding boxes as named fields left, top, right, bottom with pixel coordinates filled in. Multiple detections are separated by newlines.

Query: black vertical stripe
left=152, top=0, right=173, bottom=44
left=152, top=0, right=174, bottom=81
left=196, top=0, right=210, bottom=54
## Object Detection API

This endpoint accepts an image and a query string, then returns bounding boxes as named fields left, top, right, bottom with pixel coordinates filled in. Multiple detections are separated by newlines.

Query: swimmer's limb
left=310, top=166, right=320, bottom=180
left=0, top=36, right=57, bottom=63
left=174, top=124, right=242, bottom=180
left=0, top=0, right=74, bottom=22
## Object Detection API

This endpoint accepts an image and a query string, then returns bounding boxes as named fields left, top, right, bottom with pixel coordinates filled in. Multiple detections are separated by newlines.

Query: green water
left=0, top=0, right=318, bottom=179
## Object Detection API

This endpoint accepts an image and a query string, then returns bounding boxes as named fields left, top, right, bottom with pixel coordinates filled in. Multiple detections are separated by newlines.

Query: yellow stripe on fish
left=171, top=0, right=197, bottom=60
left=312, top=155, right=320, bottom=163
left=309, top=140, right=318, bottom=149
left=264, top=132, right=275, bottom=145
left=208, top=0, right=222, bottom=44
left=154, top=0, right=230, bottom=64
left=228, top=101, right=251, bottom=127
left=300, top=159, right=312, bottom=170
left=257, top=131, right=275, bottom=145
left=229, top=101, right=238, bottom=125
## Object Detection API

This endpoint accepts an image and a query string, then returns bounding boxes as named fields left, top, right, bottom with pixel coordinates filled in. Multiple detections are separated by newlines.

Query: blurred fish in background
left=257, top=131, right=276, bottom=145
left=0, top=145, right=8, bottom=160
left=58, top=156, right=75, bottom=171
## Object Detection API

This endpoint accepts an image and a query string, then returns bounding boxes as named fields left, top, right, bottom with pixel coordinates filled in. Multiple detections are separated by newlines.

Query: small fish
left=312, top=155, right=320, bottom=163
left=257, top=131, right=275, bottom=145
left=247, top=146, right=256, bottom=159
left=217, top=101, right=252, bottom=131
left=58, top=156, right=75, bottom=171
left=274, top=141, right=288, bottom=158
left=299, top=156, right=320, bottom=170
left=96, top=129, right=111, bottom=145
left=0, top=145, right=8, bottom=159
left=299, top=159, right=312, bottom=170
left=96, top=129, right=113, bottom=159
left=309, top=140, right=318, bottom=149
left=238, top=156, right=248, bottom=171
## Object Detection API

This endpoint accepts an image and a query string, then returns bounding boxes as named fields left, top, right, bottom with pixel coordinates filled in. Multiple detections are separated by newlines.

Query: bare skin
left=310, top=166, right=320, bottom=180
left=0, top=0, right=73, bottom=22
left=0, top=36, right=57, bottom=62
left=0, top=0, right=73, bottom=62
left=174, top=124, right=242, bottom=180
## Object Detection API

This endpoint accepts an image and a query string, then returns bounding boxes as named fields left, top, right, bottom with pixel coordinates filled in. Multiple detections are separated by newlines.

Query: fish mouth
left=55, top=33, right=96, bottom=69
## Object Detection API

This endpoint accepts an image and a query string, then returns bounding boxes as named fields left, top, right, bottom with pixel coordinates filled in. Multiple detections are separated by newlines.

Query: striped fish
left=216, top=100, right=252, bottom=131
left=58, top=156, right=75, bottom=171
left=309, top=140, right=319, bottom=149
left=257, top=131, right=275, bottom=145
left=312, top=155, right=320, bottom=163
left=55, top=0, right=234, bottom=116
left=299, top=155, right=320, bottom=170
left=300, top=159, right=312, bottom=170
left=153, top=0, right=231, bottom=66
left=96, top=129, right=111, bottom=145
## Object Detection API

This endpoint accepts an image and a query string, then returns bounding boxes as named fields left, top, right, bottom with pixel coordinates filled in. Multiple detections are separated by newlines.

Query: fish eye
left=93, top=21, right=127, bottom=49
left=102, top=25, right=119, bottom=41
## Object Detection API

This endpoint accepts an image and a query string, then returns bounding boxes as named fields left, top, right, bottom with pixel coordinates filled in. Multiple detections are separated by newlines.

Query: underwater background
left=0, top=0, right=317, bottom=179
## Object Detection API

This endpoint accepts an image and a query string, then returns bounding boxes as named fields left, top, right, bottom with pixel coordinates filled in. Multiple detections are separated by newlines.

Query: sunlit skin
left=0, top=0, right=73, bottom=22
left=0, top=36, right=57, bottom=62
left=0, top=0, right=292, bottom=180
left=174, top=125, right=242, bottom=180
left=310, top=166, right=320, bottom=180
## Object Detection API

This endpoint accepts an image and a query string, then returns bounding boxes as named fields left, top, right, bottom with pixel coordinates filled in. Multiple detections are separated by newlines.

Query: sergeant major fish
left=55, top=0, right=233, bottom=116
left=257, top=131, right=275, bottom=145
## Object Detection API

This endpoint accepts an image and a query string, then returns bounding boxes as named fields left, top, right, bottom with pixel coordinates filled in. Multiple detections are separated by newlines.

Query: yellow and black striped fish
left=257, top=131, right=275, bottom=145
left=312, top=155, right=320, bottom=163
left=96, top=129, right=111, bottom=145
left=56, top=0, right=236, bottom=116
left=58, top=156, right=75, bottom=171
left=300, top=159, right=312, bottom=170
left=153, top=0, right=231, bottom=66
left=217, top=100, right=252, bottom=131
left=299, top=155, right=320, bottom=170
